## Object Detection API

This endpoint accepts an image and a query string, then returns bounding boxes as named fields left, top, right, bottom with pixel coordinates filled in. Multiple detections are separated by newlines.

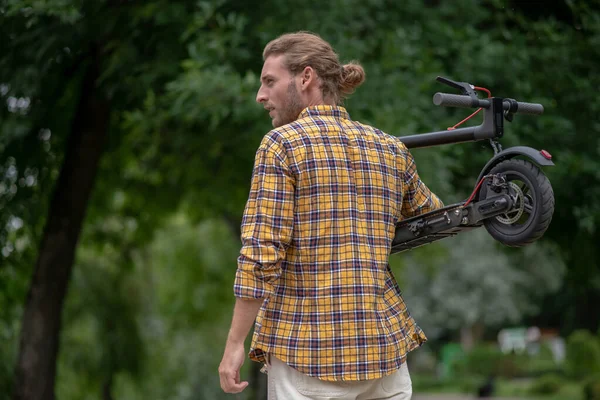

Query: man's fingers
left=219, top=342, right=247, bottom=393
left=218, top=371, right=227, bottom=392
left=220, top=371, right=248, bottom=393
left=230, top=380, right=249, bottom=393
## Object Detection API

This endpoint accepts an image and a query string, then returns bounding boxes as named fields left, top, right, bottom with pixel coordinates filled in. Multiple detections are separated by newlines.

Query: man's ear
left=301, top=66, right=314, bottom=88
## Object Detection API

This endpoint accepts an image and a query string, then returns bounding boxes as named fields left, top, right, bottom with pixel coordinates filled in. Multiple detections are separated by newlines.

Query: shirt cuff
left=233, top=264, right=275, bottom=300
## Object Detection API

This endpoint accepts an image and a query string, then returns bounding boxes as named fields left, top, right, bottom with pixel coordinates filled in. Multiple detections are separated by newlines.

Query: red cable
left=463, top=175, right=491, bottom=207
left=447, top=86, right=492, bottom=130
left=474, top=86, right=492, bottom=97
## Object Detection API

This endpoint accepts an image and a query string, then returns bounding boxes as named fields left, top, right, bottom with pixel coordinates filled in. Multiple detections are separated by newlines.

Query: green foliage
left=53, top=215, right=243, bottom=400
left=1, top=0, right=600, bottom=399
left=566, top=330, right=600, bottom=380
left=112, top=217, right=242, bottom=400
left=55, top=231, right=146, bottom=399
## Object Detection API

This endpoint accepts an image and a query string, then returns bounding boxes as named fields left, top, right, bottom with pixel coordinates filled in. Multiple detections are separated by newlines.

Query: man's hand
left=219, top=341, right=249, bottom=393
left=219, top=298, right=264, bottom=393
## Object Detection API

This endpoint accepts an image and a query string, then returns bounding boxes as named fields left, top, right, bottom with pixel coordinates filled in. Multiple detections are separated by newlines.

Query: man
left=219, top=31, right=443, bottom=399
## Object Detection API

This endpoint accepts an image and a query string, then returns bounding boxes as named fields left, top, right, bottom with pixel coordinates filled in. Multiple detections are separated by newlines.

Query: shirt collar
left=297, top=105, right=351, bottom=121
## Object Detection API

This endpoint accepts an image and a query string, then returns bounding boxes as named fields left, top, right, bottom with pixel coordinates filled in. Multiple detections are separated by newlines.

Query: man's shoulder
left=260, top=119, right=313, bottom=149
left=259, top=116, right=409, bottom=155
left=261, top=125, right=297, bottom=148
left=256, top=125, right=303, bottom=161
left=351, top=119, right=409, bottom=154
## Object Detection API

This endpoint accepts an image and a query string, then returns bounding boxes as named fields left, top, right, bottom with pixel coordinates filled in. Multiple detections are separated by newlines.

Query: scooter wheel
left=481, top=159, right=554, bottom=246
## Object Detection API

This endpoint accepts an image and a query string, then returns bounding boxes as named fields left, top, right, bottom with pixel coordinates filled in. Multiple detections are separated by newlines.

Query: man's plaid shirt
left=234, top=105, right=443, bottom=381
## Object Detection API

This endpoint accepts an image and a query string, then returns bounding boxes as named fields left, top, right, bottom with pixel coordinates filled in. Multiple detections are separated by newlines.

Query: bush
left=524, top=342, right=562, bottom=377
left=566, top=330, right=600, bottom=379
left=454, top=344, right=527, bottom=379
left=528, top=373, right=565, bottom=395
left=454, top=344, right=502, bottom=377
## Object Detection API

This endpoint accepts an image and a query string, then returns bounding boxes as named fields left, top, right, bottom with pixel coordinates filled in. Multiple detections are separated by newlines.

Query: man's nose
left=256, top=86, right=267, bottom=104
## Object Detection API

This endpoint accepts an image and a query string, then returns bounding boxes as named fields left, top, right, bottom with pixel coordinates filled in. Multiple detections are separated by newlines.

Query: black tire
left=480, top=159, right=554, bottom=247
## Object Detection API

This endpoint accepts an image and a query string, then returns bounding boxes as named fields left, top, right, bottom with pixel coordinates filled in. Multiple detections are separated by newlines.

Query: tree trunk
left=460, top=322, right=485, bottom=352
left=102, top=375, right=114, bottom=400
left=12, top=54, right=110, bottom=400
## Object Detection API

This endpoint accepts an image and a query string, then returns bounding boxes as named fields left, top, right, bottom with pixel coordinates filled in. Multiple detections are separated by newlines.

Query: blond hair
left=263, top=31, right=365, bottom=105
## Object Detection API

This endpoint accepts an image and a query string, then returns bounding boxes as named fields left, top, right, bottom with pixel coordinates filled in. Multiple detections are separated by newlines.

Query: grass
left=412, top=374, right=586, bottom=400
left=495, top=377, right=584, bottom=400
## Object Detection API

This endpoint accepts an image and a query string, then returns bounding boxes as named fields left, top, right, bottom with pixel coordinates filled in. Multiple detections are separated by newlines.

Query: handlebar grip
left=434, top=92, right=545, bottom=115
left=509, top=100, right=544, bottom=115
left=433, top=93, right=484, bottom=109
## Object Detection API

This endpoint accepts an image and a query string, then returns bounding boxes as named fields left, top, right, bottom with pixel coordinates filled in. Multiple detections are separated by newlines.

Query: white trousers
left=266, top=355, right=412, bottom=400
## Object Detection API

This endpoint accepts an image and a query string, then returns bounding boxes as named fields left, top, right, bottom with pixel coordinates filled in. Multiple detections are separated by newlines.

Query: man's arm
left=219, top=141, right=295, bottom=393
left=218, top=298, right=263, bottom=393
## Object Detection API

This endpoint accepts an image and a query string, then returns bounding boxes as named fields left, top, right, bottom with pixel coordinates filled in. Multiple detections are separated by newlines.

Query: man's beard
left=274, top=80, right=305, bottom=127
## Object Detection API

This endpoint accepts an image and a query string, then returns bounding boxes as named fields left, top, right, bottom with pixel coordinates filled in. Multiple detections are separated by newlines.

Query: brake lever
left=436, top=76, right=478, bottom=100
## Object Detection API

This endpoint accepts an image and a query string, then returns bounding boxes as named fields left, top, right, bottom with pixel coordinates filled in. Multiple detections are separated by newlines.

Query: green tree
left=1, top=1, right=599, bottom=399
left=0, top=1, right=237, bottom=398
left=400, top=230, right=565, bottom=348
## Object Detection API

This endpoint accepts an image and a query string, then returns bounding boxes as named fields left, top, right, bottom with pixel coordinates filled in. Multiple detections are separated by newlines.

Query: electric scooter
left=391, top=77, right=554, bottom=254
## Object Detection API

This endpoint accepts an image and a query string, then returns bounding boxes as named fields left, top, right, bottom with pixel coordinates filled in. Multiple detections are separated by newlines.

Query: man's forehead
left=261, top=54, right=288, bottom=78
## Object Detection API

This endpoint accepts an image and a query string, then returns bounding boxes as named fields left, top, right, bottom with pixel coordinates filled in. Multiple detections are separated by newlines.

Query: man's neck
left=305, top=97, right=336, bottom=107
left=302, top=88, right=336, bottom=107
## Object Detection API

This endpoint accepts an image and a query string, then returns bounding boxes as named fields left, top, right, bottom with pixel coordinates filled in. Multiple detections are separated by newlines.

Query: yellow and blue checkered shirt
left=234, top=105, right=443, bottom=381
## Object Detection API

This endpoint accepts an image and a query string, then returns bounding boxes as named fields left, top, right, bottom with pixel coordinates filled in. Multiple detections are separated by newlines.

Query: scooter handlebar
left=433, top=93, right=479, bottom=108
left=512, top=100, right=544, bottom=115
left=433, top=93, right=544, bottom=115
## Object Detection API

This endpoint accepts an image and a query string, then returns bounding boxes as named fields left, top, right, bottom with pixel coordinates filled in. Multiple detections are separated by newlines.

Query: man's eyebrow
left=261, top=74, right=275, bottom=82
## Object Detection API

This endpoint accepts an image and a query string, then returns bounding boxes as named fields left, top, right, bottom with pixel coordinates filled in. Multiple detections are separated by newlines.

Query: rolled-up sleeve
left=234, top=142, right=295, bottom=299
left=400, top=146, right=444, bottom=218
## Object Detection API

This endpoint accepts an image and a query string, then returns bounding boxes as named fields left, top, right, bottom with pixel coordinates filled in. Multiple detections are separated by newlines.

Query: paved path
left=413, top=396, right=471, bottom=400
left=413, top=395, right=523, bottom=400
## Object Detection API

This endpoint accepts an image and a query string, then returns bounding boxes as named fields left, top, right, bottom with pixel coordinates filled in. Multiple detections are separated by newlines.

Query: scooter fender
left=476, top=145, right=554, bottom=184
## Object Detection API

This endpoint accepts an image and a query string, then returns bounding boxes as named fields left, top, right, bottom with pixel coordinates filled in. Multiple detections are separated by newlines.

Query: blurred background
left=1, top=0, right=599, bottom=399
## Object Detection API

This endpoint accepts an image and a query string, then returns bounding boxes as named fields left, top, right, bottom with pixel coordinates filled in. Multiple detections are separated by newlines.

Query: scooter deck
left=391, top=202, right=481, bottom=254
